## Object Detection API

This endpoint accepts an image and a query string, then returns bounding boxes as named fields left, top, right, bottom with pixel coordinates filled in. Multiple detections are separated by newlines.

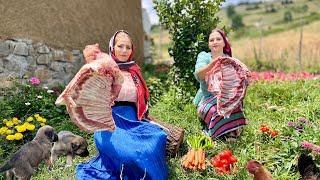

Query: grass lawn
left=4, top=78, right=317, bottom=180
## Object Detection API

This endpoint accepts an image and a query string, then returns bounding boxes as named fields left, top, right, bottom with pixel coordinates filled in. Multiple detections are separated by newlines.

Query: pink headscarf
left=211, top=29, right=232, bottom=57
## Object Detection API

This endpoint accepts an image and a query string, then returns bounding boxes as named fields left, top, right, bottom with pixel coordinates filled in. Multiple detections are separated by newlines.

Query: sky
left=142, top=0, right=272, bottom=25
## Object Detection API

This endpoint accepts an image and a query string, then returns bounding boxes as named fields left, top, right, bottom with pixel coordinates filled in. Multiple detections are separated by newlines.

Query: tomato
left=211, top=158, right=223, bottom=167
left=215, top=167, right=229, bottom=175
left=220, top=159, right=228, bottom=165
left=215, top=167, right=224, bottom=175
left=222, top=163, right=231, bottom=171
left=228, top=156, right=238, bottom=164
left=219, top=150, right=232, bottom=159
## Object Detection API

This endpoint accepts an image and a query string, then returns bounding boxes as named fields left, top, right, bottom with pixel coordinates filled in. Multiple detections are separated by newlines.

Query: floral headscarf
left=109, top=30, right=134, bottom=62
left=108, top=30, right=150, bottom=120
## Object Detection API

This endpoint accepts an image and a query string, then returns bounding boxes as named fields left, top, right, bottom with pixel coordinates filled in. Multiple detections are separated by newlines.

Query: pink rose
left=29, top=77, right=40, bottom=85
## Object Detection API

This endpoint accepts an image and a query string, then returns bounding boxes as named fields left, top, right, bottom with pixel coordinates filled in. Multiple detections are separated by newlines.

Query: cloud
left=142, top=0, right=159, bottom=25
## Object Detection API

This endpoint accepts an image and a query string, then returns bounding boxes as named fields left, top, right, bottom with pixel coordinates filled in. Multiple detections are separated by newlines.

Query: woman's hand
left=83, top=43, right=101, bottom=63
left=196, top=56, right=221, bottom=80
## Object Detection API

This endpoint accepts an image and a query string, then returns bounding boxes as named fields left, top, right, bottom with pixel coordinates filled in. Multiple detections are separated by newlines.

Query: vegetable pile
left=210, top=149, right=238, bottom=175
left=181, top=135, right=214, bottom=170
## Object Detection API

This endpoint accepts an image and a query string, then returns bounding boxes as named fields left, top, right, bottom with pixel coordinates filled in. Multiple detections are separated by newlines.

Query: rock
left=47, top=79, right=65, bottom=87
left=37, top=44, right=50, bottom=54
left=13, top=42, right=29, bottom=56
left=72, top=49, right=80, bottom=56
left=50, top=61, right=65, bottom=72
left=28, top=45, right=36, bottom=56
left=21, top=38, right=33, bottom=45
left=3, top=54, right=29, bottom=77
left=64, top=63, right=74, bottom=74
left=0, top=72, right=20, bottom=88
left=53, top=50, right=65, bottom=61
left=6, top=40, right=17, bottom=53
left=34, top=67, right=52, bottom=82
left=0, top=59, right=3, bottom=73
left=37, top=54, right=52, bottom=65
left=0, top=42, right=10, bottom=56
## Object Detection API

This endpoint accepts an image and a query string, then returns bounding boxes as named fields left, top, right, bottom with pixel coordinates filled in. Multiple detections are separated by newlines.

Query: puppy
left=51, top=131, right=89, bottom=166
left=0, top=125, right=58, bottom=180
left=298, top=154, right=320, bottom=180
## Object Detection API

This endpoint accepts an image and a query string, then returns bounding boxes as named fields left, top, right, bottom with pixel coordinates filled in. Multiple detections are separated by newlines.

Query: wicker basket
left=148, top=116, right=185, bottom=157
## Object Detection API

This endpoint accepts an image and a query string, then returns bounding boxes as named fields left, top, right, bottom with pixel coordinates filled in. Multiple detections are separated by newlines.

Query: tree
left=226, top=5, right=236, bottom=18
left=154, top=0, right=224, bottom=102
left=231, top=14, right=244, bottom=29
left=284, top=10, right=293, bottom=22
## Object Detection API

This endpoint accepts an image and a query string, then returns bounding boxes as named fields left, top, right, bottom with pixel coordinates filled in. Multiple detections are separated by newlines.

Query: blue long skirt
left=76, top=104, right=168, bottom=180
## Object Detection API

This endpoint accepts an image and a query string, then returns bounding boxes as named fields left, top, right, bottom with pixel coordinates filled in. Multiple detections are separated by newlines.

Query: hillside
left=151, top=0, right=320, bottom=71
left=219, top=0, right=320, bottom=38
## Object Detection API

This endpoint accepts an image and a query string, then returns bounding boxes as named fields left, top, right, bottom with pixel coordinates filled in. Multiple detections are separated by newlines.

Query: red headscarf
left=212, top=29, right=232, bottom=57
left=109, top=30, right=150, bottom=120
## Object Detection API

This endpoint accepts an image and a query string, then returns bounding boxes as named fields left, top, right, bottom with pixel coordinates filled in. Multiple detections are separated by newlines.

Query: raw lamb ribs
left=205, top=56, right=251, bottom=118
left=55, top=55, right=123, bottom=132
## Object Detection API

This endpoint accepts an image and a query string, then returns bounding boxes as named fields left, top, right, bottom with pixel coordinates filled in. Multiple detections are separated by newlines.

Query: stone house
left=0, top=0, right=144, bottom=88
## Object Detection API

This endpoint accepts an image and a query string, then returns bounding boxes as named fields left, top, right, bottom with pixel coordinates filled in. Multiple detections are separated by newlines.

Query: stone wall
left=0, top=38, right=84, bottom=89
left=0, top=0, right=144, bottom=64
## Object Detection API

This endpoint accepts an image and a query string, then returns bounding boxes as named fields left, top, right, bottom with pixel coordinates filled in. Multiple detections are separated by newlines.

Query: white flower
left=43, top=86, right=49, bottom=90
left=47, top=90, right=54, bottom=94
left=37, top=95, right=43, bottom=99
left=25, top=102, right=31, bottom=106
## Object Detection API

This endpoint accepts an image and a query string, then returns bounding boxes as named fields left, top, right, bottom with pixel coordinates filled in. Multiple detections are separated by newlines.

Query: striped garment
left=197, top=95, right=247, bottom=138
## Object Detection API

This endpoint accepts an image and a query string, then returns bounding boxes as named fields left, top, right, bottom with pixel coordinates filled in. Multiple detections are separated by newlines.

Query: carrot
left=182, top=155, right=189, bottom=168
left=187, top=148, right=195, bottom=165
left=199, top=149, right=205, bottom=164
left=194, top=149, right=199, bottom=167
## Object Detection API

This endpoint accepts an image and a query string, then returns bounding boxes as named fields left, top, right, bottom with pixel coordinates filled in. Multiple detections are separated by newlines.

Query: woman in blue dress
left=76, top=30, right=168, bottom=180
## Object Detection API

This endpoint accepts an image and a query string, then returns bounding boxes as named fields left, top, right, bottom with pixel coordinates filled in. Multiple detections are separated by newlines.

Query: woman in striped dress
left=193, top=29, right=249, bottom=142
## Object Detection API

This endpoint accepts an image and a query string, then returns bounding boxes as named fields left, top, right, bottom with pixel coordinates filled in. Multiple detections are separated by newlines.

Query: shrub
left=146, top=76, right=166, bottom=106
left=154, top=0, right=224, bottom=102
left=284, top=10, right=293, bottom=22
left=226, top=5, right=236, bottom=18
left=231, top=14, right=245, bottom=29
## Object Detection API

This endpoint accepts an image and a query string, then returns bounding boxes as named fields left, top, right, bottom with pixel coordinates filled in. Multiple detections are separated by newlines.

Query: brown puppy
left=0, top=125, right=58, bottom=180
left=51, top=131, right=89, bottom=166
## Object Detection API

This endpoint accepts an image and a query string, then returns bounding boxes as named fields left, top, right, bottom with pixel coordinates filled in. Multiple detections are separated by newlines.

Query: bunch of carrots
left=181, top=135, right=214, bottom=171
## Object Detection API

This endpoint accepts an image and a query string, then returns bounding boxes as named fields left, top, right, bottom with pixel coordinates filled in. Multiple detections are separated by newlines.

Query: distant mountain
left=221, top=0, right=275, bottom=7
left=143, top=0, right=276, bottom=25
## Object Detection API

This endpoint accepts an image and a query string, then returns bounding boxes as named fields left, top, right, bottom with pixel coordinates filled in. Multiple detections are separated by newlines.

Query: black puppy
left=298, top=154, right=320, bottom=180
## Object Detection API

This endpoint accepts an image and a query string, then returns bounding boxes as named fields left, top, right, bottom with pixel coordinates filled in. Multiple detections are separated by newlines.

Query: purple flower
left=29, top=77, right=41, bottom=85
left=287, top=121, right=296, bottom=127
left=300, top=141, right=314, bottom=150
left=298, top=117, right=309, bottom=124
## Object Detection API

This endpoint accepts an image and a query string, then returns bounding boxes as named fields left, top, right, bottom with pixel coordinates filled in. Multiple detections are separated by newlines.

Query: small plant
left=0, top=114, right=47, bottom=141
left=146, top=76, right=166, bottom=106
left=259, top=124, right=279, bottom=139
